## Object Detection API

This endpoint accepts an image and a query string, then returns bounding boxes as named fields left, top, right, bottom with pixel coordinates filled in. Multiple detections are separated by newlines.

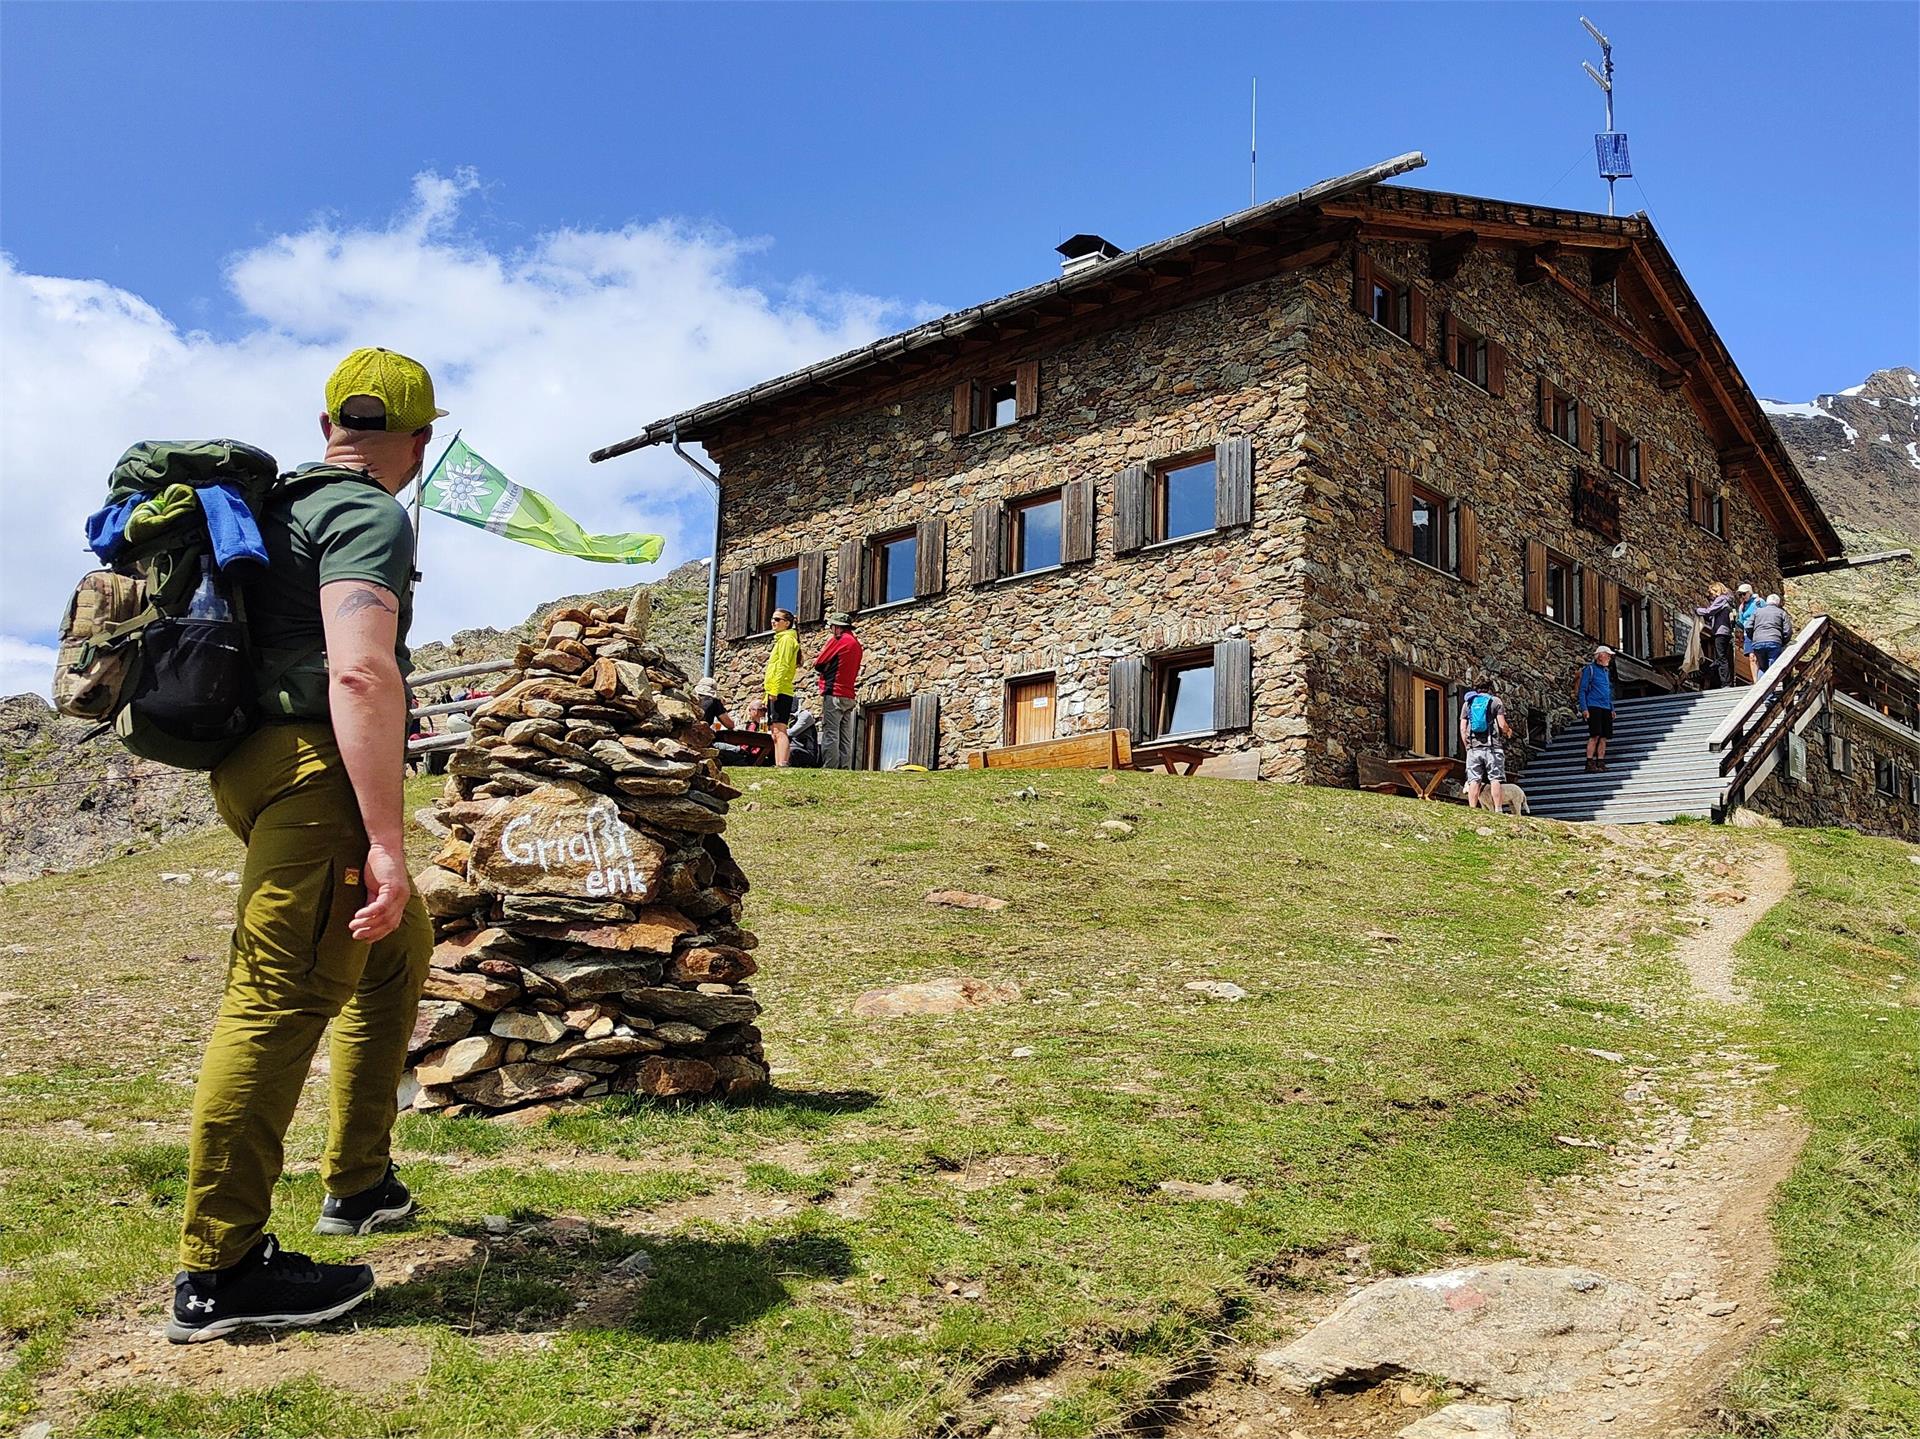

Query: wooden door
left=1007, top=675, right=1057, bottom=746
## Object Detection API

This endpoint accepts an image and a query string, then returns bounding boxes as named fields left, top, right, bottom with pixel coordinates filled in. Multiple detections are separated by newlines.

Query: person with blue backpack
left=1574, top=645, right=1615, bottom=772
left=1458, top=678, right=1513, bottom=814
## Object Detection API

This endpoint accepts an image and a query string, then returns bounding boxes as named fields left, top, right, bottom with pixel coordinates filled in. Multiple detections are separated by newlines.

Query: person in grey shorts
left=1458, top=680, right=1513, bottom=813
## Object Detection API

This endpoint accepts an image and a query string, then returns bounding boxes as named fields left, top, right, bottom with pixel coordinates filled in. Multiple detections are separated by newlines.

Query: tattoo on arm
left=333, top=588, right=397, bottom=620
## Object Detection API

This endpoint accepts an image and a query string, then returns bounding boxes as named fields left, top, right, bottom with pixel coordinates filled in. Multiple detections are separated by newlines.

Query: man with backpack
left=1458, top=678, right=1513, bottom=814
left=165, top=348, right=442, bottom=1342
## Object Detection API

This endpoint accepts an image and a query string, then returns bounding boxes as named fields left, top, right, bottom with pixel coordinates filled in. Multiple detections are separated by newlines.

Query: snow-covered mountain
left=1765, top=366, right=1920, bottom=667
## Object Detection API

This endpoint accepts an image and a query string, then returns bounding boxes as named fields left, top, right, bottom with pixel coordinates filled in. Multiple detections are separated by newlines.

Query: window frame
left=1368, top=267, right=1413, bottom=341
left=1544, top=548, right=1583, bottom=632
left=753, top=558, right=800, bottom=633
left=1616, top=585, right=1651, bottom=660
left=1149, top=647, right=1217, bottom=742
left=1609, top=425, right=1642, bottom=488
left=1148, top=452, right=1219, bottom=546
left=1703, top=489, right=1727, bottom=539
left=1874, top=753, right=1898, bottom=797
left=1005, top=487, right=1066, bottom=577
left=1542, top=380, right=1584, bottom=452
left=1410, top=672, right=1451, bottom=759
left=862, top=701, right=912, bottom=772
left=864, top=526, right=919, bottom=610
left=980, top=376, right=1020, bottom=432
left=1447, top=318, right=1490, bottom=390
left=1408, top=479, right=1460, bottom=577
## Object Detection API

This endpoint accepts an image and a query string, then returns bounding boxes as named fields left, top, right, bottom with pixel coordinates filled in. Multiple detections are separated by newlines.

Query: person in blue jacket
left=1575, top=645, right=1615, bottom=772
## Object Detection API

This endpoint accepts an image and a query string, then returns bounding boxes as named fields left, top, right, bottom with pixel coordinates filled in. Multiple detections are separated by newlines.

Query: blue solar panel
left=1595, top=133, right=1633, bottom=179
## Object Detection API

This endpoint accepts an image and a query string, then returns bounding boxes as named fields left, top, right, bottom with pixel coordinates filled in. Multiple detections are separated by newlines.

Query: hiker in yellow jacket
left=763, top=607, right=800, bottom=767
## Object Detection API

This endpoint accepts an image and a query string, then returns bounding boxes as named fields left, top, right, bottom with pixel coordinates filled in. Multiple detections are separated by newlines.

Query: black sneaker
left=166, top=1234, right=374, bottom=1344
left=314, top=1163, right=414, bottom=1237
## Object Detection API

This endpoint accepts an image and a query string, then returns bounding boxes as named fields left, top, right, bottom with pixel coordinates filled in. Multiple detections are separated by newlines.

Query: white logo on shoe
left=183, top=1296, right=216, bottom=1312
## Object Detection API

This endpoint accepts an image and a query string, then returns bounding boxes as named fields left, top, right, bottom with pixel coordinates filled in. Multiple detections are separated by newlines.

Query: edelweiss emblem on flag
left=435, top=459, right=491, bottom=516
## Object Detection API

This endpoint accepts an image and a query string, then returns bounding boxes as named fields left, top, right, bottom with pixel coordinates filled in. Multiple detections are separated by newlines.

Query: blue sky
left=0, top=1, right=1914, bottom=688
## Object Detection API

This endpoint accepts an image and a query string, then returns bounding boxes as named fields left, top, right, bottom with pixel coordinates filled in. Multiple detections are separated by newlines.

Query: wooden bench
left=1131, top=741, right=1212, bottom=776
left=967, top=728, right=1133, bottom=771
left=1356, top=753, right=1413, bottom=795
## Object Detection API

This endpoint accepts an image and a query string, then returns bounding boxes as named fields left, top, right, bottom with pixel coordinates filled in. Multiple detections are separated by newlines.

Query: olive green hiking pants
left=179, top=723, right=431, bottom=1271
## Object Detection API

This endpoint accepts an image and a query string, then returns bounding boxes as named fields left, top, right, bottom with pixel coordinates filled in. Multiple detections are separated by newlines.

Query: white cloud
left=0, top=636, right=59, bottom=701
left=0, top=172, right=914, bottom=695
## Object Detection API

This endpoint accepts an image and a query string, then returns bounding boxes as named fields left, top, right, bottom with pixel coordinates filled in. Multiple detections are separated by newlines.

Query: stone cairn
left=402, top=590, right=765, bottom=1117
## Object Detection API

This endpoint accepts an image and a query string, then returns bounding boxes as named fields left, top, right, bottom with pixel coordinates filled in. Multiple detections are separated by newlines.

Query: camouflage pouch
left=55, top=570, right=150, bottom=720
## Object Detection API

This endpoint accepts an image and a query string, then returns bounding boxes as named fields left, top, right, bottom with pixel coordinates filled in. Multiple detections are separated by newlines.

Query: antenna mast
left=1250, top=77, right=1258, bottom=209
left=1581, top=16, right=1631, bottom=217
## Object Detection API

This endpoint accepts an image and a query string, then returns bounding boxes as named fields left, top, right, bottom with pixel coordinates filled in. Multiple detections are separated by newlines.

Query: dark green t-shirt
left=243, top=465, right=416, bottom=720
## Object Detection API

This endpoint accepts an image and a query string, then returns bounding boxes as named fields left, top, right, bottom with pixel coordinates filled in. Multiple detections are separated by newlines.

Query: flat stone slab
left=851, top=977, right=1020, bottom=1017
left=1255, top=1262, right=1648, bottom=1401
left=1397, top=1403, right=1517, bottom=1438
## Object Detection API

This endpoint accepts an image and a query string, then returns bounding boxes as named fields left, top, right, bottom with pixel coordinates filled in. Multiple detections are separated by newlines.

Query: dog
left=1472, top=782, right=1529, bottom=817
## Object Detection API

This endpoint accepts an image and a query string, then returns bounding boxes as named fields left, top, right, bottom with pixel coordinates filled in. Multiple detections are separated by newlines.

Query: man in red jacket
left=812, top=612, right=864, bottom=769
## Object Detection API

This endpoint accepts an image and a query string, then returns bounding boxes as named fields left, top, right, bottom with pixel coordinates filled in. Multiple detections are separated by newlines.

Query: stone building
left=593, top=154, right=1918, bottom=833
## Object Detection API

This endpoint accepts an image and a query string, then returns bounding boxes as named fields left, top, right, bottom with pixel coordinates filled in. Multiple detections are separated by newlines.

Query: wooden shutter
left=908, top=692, right=940, bottom=770
left=1214, top=436, right=1253, bottom=528
left=1596, top=417, right=1616, bottom=472
left=1600, top=578, right=1620, bottom=644
left=722, top=568, right=751, bottom=641
left=1352, top=250, right=1373, bottom=316
left=1487, top=340, right=1508, bottom=397
left=1212, top=638, right=1253, bottom=731
left=1061, top=478, right=1095, bottom=564
left=1536, top=375, right=1553, bottom=430
left=1109, top=655, right=1146, bottom=744
left=1386, top=659, right=1414, bottom=751
left=1649, top=599, right=1670, bottom=657
left=836, top=537, right=863, bottom=613
left=914, top=517, right=946, bottom=597
left=1409, top=289, right=1429, bottom=349
left=1385, top=467, right=1413, bottom=554
left=1576, top=402, right=1594, bottom=456
left=969, top=501, right=1004, bottom=586
left=952, top=380, right=976, bottom=437
left=1440, top=309, right=1456, bottom=365
left=796, top=549, right=827, bottom=624
left=1456, top=502, right=1479, bottom=584
left=1445, top=684, right=1464, bottom=760
left=1113, top=464, right=1150, bottom=554
left=1581, top=567, right=1603, bottom=640
left=1686, top=475, right=1704, bottom=527
left=1524, top=539, right=1547, bottom=616
left=1015, top=360, right=1040, bottom=420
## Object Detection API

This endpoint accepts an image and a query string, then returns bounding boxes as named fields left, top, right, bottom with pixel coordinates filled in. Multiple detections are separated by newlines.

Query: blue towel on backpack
left=84, top=483, right=268, bottom=570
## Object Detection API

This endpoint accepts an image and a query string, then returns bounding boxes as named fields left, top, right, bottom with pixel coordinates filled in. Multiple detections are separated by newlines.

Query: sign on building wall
left=1572, top=468, right=1622, bottom=544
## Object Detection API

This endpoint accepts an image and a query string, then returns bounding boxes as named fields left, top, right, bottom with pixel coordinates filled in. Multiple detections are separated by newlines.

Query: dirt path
left=1169, top=833, right=1804, bottom=1439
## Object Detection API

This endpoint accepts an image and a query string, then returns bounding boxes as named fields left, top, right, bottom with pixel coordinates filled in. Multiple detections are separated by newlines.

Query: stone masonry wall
left=1300, top=239, right=1783, bottom=784
left=707, top=272, right=1321, bottom=776
left=1744, top=702, right=1920, bottom=842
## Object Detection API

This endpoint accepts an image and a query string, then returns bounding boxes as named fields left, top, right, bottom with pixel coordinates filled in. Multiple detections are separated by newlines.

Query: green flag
left=421, top=437, right=664, bottom=565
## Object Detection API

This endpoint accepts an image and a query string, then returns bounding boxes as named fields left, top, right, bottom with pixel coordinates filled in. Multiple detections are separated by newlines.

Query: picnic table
left=1130, top=742, right=1213, bottom=776
left=714, top=728, right=775, bottom=766
left=1387, top=754, right=1463, bottom=800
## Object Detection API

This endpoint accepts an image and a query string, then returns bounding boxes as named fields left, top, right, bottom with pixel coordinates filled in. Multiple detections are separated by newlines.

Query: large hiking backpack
left=1465, top=691, right=1496, bottom=740
left=55, top=440, right=282, bottom=770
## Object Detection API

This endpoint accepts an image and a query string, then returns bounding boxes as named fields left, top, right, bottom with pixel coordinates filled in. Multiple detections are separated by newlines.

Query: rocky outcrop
left=403, top=589, right=765, bottom=1115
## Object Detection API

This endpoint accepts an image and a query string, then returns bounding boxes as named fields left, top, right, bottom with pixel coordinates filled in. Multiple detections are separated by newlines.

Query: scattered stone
left=610, top=1249, right=655, bottom=1277
left=1157, top=1179, right=1249, bottom=1203
left=482, top=1214, right=512, bottom=1235
left=1395, top=1403, right=1517, bottom=1438
left=1183, top=980, right=1248, bottom=1002
left=1097, top=819, right=1135, bottom=836
left=852, top=977, right=1021, bottom=1017
left=159, top=872, right=191, bottom=885
left=923, top=888, right=1009, bottom=911
left=1658, top=1272, right=1699, bottom=1301
left=1254, top=1262, right=1648, bottom=1401
left=1702, top=1299, right=1739, bottom=1317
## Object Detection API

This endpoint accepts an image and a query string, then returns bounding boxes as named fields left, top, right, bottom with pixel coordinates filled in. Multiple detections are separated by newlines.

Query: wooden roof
left=591, top=157, right=1841, bottom=567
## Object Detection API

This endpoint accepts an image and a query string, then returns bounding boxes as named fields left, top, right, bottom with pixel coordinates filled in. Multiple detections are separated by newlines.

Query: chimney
left=1056, top=233, right=1123, bottom=278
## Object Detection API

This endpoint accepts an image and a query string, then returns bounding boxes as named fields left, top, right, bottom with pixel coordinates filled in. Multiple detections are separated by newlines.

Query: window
left=1447, top=318, right=1489, bottom=389
left=866, top=528, right=917, bottom=607
left=1151, top=454, right=1217, bottom=544
left=1370, top=270, right=1412, bottom=339
left=1543, top=384, right=1583, bottom=449
left=1607, top=424, right=1641, bottom=486
left=984, top=378, right=1019, bottom=431
left=1705, top=490, right=1726, bottom=538
left=1546, top=551, right=1581, bottom=630
left=1152, top=650, right=1216, bottom=738
left=1410, top=481, right=1459, bottom=574
left=1007, top=489, right=1063, bottom=574
left=1826, top=730, right=1852, bottom=775
left=864, top=702, right=911, bottom=771
left=1616, top=586, right=1651, bottom=660
left=1875, top=755, right=1898, bottom=797
left=952, top=361, right=1038, bottom=437
left=756, top=559, right=798, bottom=631
left=1412, top=673, right=1450, bottom=758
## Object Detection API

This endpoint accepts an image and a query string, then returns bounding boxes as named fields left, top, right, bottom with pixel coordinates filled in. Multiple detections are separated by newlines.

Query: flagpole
left=412, top=429, right=462, bottom=584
